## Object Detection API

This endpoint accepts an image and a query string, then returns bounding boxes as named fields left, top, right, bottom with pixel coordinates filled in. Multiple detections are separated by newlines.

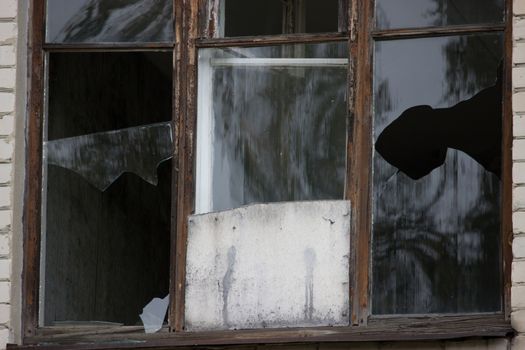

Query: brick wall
left=0, top=0, right=16, bottom=348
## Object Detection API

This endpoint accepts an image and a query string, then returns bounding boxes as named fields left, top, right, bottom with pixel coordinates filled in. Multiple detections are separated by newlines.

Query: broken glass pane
left=46, top=0, right=173, bottom=43
left=45, top=122, right=173, bottom=191
left=375, top=0, right=504, bottom=29
left=196, top=42, right=348, bottom=214
left=372, top=33, right=503, bottom=314
left=42, top=52, right=172, bottom=326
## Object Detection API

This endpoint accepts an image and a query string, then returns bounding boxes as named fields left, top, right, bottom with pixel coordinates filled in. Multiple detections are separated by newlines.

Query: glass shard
left=372, top=34, right=503, bottom=314
left=46, top=0, right=173, bottom=43
left=45, top=122, right=173, bottom=191
left=196, top=43, right=348, bottom=214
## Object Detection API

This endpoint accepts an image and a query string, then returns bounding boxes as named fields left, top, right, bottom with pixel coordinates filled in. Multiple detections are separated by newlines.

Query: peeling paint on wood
left=185, top=200, right=351, bottom=331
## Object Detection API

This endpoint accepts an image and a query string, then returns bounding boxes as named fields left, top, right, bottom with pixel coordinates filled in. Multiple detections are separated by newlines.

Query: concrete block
left=0, top=0, right=16, bottom=19
left=513, top=285, right=525, bottom=308
left=0, top=46, right=15, bottom=66
left=513, top=236, right=525, bottom=258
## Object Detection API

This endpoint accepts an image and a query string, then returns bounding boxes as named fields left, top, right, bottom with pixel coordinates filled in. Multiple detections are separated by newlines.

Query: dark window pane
left=42, top=52, right=173, bottom=325
left=376, top=0, right=504, bottom=29
left=196, top=43, right=348, bottom=213
left=221, top=0, right=339, bottom=37
left=372, top=34, right=503, bottom=314
left=46, top=0, right=173, bottom=43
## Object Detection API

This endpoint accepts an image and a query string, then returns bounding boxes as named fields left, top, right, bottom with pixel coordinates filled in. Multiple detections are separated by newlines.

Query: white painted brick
left=515, top=42, right=525, bottom=64
left=514, top=186, right=525, bottom=210
left=0, top=304, right=10, bottom=325
left=0, top=0, right=16, bottom=19
left=0, top=211, right=11, bottom=232
left=515, top=115, right=525, bottom=137
left=514, top=139, right=525, bottom=160
left=0, top=23, right=16, bottom=43
left=513, top=335, right=525, bottom=349
left=0, top=235, right=9, bottom=256
left=0, top=164, right=12, bottom=185
left=0, top=259, right=10, bottom=281
left=514, top=261, right=525, bottom=284
left=0, top=45, right=15, bottom=66
left=514, top=91, right=525, bottom=113
left=0, top=68, right=15, bottom=90
left=515, top=163, right=525, bottom=184
left=487, top=338, right=509, bottom=350
left=0, top=282, right=10, bottom=304
left=515, top=17, right=525, bottom=41
left=514, top=212, right=525, bottom=233
left=515, top=67, right=525, bottom=89
left=0, top=93, right=14, bottom=114
left=0, top=139, right=14, bottom=161
left=0, top=328, right=9, bottom=350
left=514, top=236, right=525, bottom=258
left=0, top=115, right=13, bottom=136
left=446, top=339, right=487, bottom=350
left=512, top=309, right=525, bottom=332
left=0, top=187, right=10, bottom=208
left=513, top=285, right=525, bottom=308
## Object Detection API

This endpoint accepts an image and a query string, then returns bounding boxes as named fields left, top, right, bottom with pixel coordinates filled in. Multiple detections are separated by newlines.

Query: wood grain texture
left=23, top=0, right=45, bottom=338
left=11, top=314, right=512, bottom=349
left=372, top=23, right=505, bottom=41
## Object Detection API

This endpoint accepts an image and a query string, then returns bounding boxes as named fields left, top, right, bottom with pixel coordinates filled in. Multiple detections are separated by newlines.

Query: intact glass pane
left=376, top=0, right=504, bottom=29
left=196, top=42, right=348, bottom=214
left=42, top=52, right=173, bottom=325
left=372, top=33, right=503, bottom=314
left=46, top=0, right=173, bottom=43
left=221, top=0, right=339, bottom=37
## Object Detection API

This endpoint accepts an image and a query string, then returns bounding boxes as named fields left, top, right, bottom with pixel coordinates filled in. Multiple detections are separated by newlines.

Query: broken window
left=21, top=0, right=512, bottom=346
left=41, top=52, right=173, bottom=326
left=46, top=0, right=173, bottom=43
left=219, top=0, right=340, bottom=37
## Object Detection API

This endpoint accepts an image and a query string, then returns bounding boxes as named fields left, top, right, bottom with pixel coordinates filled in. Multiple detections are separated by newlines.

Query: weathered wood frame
left=16, top=0, right=514, bottom=348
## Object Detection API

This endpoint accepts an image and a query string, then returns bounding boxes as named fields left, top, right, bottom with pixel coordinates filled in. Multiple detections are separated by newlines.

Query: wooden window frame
left=14, top=0, right=514, bottom=348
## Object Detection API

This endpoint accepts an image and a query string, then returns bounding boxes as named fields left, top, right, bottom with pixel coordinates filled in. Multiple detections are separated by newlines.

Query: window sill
left=9, top=314, right=513, bottom=350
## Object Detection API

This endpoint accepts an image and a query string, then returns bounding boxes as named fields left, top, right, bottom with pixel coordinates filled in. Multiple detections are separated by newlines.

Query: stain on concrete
left=222, top=245, right=236, bottom=326
left=304, top=247, right=316, bottom=320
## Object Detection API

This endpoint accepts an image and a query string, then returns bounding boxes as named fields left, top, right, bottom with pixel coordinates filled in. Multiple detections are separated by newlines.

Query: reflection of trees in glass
left=372, top=34, right=503, bottom=314
left=52, top=0, right=172, bottom=42
left=427, top=0, right=504, bottom=27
